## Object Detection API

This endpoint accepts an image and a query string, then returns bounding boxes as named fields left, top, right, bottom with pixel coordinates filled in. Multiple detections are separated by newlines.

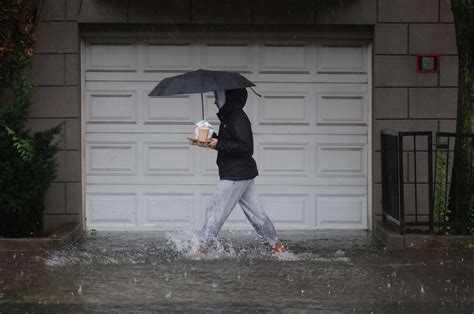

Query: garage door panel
left=86, top=133, right=196, bottom=144
left=257, top=142, right=311, bottom=177
left=261, top=194, right=310, bottom=225
left=86, top=184, right=367, bottom=195
left=143, top=142, right=195, bottom=176
left=144, top=43, right=197, bottom=72
left=252, top=125, right=369, bottom=135
left=143, top=93, right=195, bottom=124
left=317, top=93, right=368, bottom=126
left=316, top=83, right=368, bottom=126
left=87, top=81, right=201, bottom=124
left=202, top=43, right=253, bottom=73
left=85, top=124, right=368, bottom=135
left=316, top=143, right=367, bottom=178
left=317, top=45, right=367, bottom=74
left=143, top=193, right=194, bottom=226
left=87, top=71, right=369, bottom=84
left=86, top=40, right=137, bottom=72
left=316, top=195, right=367, bottom=229
left=201, top=151, right=219, bottom=176
left=253, top=134, right=367, bottom=144
left=86, top=90, right=138, bottom=123
left=84, top=185, right=367, bottom=230
left=87, top=192, right=138, bottom=223
left=86, top=176, right=367, bottom=187
left=86, top=81, right=368, bottom=92
left=256, top=176, right=368, bottom=186
left=259, top=43, right=312, bottom=74
left=86, top=141, right=138, bottom=176
left=257, top=92, right=312, bottom=125
left=84, top=134, right=367, bottom=183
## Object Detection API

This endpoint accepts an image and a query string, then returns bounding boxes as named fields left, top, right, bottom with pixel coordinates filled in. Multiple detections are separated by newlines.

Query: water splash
left=165, top=230, right=265, bottom=260
left=274, top=251, right=300, bottom=261
left=165, top=230, right=202, bottom=257
left=39, top=231, right=353, bottom=268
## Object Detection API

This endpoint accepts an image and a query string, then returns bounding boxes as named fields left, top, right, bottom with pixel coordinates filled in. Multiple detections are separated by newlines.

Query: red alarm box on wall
left=416, top=54, right=440, bottom=73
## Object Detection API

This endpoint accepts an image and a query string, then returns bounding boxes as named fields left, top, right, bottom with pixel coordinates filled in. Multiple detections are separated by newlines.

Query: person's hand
left=196, top=140, right=207, bottom=148
left=207, top=138, right=218, bottom=149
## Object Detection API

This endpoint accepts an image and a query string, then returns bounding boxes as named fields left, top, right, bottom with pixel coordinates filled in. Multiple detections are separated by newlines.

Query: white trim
left=367, top=42, right=373, bottom=231
left=80, top=38, right=87, bottom=232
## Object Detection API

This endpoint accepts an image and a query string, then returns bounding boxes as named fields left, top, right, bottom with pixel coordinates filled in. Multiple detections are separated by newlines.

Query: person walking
left=197, top=88, right=285, bottom=255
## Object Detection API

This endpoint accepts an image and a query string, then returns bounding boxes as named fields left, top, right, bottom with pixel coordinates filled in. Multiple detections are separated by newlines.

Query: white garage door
left=83, top=36, right=370, bottom=231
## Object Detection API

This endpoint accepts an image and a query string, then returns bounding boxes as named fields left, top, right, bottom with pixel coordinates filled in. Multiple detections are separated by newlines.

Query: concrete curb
left=373, top=221, right=474, bottom=249
left=0, top=223, right=83, bottom=252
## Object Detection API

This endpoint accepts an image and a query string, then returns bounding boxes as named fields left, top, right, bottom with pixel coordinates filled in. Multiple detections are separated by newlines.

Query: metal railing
left=381, top=131, right=433, bottom=234
left=381, top=130, right=474, bottom=234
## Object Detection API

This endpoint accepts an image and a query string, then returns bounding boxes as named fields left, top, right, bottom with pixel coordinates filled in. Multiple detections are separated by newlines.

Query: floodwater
left=1, top=230, right=473, bottom=312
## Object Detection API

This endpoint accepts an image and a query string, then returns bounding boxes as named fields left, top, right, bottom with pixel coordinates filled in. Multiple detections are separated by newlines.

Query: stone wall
left=29, top=0, right=81, bottom=231
left=30, top=0, right=458, bottom=231
left=372, top=0, right=457, bottom=222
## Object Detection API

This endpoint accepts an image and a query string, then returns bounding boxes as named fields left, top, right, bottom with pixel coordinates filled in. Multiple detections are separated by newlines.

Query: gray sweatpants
left=199, top=179, right=279, bottom=247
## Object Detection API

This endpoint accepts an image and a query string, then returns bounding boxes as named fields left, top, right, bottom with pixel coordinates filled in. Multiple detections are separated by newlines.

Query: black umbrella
left=148, top=69, right=258, bottom=120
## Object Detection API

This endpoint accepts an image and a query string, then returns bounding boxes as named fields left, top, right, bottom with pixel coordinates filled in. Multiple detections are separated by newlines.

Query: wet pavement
left=0, top=230, right=473, bottom=313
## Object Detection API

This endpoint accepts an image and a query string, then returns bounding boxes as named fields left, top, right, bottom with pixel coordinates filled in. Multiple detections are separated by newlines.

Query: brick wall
left=30, top=0, right=458, bottom=231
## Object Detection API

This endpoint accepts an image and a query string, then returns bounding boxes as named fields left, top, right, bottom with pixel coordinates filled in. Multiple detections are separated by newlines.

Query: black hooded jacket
left=213, top=88, right=258, bottom=181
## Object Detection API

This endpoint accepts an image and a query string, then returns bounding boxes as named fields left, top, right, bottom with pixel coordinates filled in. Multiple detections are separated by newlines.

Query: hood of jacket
left=217, top=88, right=248, bottom=119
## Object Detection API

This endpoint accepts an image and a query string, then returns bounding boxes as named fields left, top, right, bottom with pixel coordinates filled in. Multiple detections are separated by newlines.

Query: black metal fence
left=381, top=130, right=474, bottom=234
left=381, top=131, right=433, bottom=234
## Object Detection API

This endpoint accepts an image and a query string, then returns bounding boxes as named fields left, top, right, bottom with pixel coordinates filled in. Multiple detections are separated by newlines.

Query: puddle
left=41, top=230, right=354, bottom=266
left=2, top=230, right=472, bottom=312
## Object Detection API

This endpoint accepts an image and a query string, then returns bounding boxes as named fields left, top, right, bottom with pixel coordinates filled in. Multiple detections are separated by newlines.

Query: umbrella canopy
left=148, top=69, right=255, bottom=97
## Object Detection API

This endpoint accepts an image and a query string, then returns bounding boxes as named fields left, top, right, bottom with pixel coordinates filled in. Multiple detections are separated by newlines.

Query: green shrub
left=0, top=67, right=61, bottom=236
left=0, top=0, right=61, bottom=237
left=434, top=139, right=451, bottom=235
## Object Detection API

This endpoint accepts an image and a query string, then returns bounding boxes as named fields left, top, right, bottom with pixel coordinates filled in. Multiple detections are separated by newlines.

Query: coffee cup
left=198, top=127, right=209, bottom=142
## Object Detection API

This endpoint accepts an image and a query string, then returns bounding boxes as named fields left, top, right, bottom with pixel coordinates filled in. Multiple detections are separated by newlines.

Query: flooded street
left=1, top=230, right=473, bottom=312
